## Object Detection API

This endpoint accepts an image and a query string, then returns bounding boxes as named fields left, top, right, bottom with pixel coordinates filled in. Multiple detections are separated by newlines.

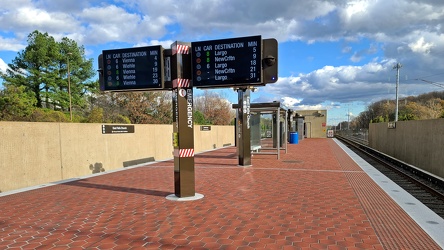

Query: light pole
left=67, top=52, right=73, bottom=121
left=393, top=63, right=402, bottom=122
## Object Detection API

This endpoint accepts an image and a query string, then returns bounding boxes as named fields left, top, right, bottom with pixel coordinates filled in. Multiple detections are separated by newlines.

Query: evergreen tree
left=0, top=84, right=36, bottom=120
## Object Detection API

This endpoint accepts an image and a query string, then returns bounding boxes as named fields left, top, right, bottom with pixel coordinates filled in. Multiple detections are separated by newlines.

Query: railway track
left=335, top=134, right=444, bottom=219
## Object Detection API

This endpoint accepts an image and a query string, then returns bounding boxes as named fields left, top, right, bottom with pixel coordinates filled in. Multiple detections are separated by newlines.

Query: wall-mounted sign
left=388, top=122, right=396, bottom=129
left=327, top=129, right=334, bottom=138
left=172, top=132, right=178, bottom=147
left=200, top=126, right=211, bottom=131
left=102, top=125, right=135, bottom=134
left=192, top=36, right=262, bottom=88
left=100, top=45, right=164, bottom=91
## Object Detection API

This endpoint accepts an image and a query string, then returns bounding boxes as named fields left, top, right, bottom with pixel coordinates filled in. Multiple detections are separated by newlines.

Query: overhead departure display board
left=101, top=46, right=163, bottom=91
left=192, top=36, right=262, bottom=88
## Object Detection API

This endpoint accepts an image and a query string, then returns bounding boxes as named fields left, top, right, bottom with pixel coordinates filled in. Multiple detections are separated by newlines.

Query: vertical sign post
left=170, top=41, right=198, bottom=198
left=237, top=88, right=252, bottom=166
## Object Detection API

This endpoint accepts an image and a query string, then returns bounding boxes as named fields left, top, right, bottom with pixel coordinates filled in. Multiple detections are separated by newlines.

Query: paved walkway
left=0, top=139, right=441, bottom=249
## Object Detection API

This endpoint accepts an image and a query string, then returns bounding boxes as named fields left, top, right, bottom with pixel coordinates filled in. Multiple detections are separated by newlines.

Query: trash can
left=289, top=132, right=298, bottom=144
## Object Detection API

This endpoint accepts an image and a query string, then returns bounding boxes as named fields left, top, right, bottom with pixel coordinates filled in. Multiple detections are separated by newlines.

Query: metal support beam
left=237, top=88, right=251, bottom=166
left=277, top=108, right=281, bottom=159
left=284, top=109, right=288, bottom=154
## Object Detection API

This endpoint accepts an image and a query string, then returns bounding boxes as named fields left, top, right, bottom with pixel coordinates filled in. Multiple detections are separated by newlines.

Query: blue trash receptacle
left=289, top=132, right=299, bottom=144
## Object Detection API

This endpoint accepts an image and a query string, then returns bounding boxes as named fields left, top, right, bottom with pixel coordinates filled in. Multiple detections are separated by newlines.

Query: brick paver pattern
left=0, top=139, right=440, bottom=249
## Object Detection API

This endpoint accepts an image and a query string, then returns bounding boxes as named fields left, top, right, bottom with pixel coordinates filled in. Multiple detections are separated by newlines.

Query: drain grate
left=282, top=160, right=303, bottom=164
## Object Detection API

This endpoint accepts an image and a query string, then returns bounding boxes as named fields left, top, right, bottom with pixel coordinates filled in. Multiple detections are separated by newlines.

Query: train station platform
left=1, top=138, right=443, bottom=249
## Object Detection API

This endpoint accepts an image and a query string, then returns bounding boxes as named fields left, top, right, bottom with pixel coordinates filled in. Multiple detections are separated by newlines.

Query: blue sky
left=1, top=0, right=444, bottom=125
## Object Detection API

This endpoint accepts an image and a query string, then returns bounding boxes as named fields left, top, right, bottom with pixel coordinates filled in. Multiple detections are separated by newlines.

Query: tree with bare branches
left=194, top=90, right=235, bottom=125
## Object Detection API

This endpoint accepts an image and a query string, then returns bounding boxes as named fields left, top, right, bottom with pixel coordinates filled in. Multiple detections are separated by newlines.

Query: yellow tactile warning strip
left=328, top=139, right=440, bottom=249
left=0, top=138, right=440, bottom=249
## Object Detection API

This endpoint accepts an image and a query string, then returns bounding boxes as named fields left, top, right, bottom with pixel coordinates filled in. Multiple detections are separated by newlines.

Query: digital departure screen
left=191, top=36, right=262, bottom=88
left=101, top=46, right=163, bottom=91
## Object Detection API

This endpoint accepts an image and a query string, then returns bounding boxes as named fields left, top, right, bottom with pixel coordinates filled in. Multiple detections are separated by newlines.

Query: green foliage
left=0, top=85, right=36, bottom=120
left=371, top=115, right=388, bottom=123
left=352, top=91, right=444, bottom=129
left=0, top=30, right=96, bottom=112
left=85, top=107, right=104, bottom=123
left=82, top=107, right=131, bottom=124
left=194, top=110, right=211, bottom=125
left=230, top=118, right=236, bottom=125
left=260, top=117, right=272, bottom=130
left=398, top=113, right=417, bottom=121
left=29, top=109, right=70, bottom=122
left=108, top=114, right=131, bottom=124
left=194, top=90, right=235, bottom=125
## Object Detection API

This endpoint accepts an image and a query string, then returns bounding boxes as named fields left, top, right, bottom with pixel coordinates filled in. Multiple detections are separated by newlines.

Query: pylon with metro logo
left=169, top=41, right=202, bottom=199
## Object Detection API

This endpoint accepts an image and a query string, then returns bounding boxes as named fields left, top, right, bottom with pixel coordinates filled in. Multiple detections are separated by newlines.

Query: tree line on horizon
left=339, top=91, right=444, bottom=130
left=3, top=31, right=442, bottom=128
left=0, top=30, right=234, bottom=125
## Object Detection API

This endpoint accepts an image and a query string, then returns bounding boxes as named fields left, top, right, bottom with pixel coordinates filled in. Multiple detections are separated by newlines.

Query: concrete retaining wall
left=0, top=122, right=234, bottom=192
left=369, top=119, right=444, bottom=178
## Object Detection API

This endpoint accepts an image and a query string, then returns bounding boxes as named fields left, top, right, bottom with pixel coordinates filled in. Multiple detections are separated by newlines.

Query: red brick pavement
left=0, top=139, right=440, bottom=249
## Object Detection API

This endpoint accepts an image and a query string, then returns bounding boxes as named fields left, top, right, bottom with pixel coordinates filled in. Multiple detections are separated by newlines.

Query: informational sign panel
left=200, top=126, right=211, bottom=131
left=388, top=122, right=396, bottom=129
left=102, top=125, right=135, bottom=134
left=192, top=36, right=262, bottom=88
left=101, top=46, right=163, bottom=91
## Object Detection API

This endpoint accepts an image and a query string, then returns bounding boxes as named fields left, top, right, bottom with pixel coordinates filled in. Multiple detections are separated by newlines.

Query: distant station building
left=291, top=110, right=327, bottom=139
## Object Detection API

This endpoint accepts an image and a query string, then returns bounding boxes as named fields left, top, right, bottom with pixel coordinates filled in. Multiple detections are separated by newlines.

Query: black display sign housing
left=100, top=46, right=164, bottom=91
left=192, top=36, right=262, bottom=88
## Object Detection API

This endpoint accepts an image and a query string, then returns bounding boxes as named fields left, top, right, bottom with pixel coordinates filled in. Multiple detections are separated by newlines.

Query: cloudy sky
left=1, top=0, right=444, bottom=124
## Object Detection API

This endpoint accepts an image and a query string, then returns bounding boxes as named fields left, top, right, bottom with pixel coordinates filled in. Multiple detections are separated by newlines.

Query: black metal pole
left=237, top=88, right=251, bottom=166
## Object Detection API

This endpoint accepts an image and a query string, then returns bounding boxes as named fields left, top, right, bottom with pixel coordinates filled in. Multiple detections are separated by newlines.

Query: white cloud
left=78, top=5, right=172, bottom=44
left=281, top=97, right=303, bottom=107
left=0, top=0, right=32, bottom=11
left=292, top=104, right=324, bottom=111
left=0, top=36, right=25, bottom=51
left=134, top=40, right=175, bottom=49
left=34, top=0, right=93, bottom=12
left=263, top=60, right=401, bottom=106
left=1, top=0, right=444, bottom=108
left=350, top=52, right=363, bottom=62
left=344, top=0, right=370, bottom=20
left=0, top=58, right=9, bottom=74
left=342, top=46, right=352, bottom=53
left=409, top=37, right=434, bottom=54
left=1, top=0, right=443, bottom=47
left=0, top=6, right=78, bottom=33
